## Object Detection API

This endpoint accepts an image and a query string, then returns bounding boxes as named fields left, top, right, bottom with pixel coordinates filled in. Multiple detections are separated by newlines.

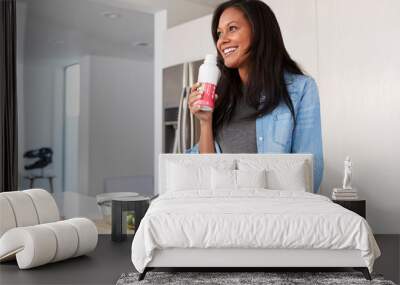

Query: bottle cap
left=204, top=54, right=217, bottom=64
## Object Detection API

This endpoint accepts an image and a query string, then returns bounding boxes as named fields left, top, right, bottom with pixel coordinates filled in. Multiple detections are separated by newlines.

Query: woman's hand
left=188, top=82, right=216, bottom=125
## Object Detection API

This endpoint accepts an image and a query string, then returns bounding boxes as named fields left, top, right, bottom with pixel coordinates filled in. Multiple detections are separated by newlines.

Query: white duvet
left=131, top=190, right=380, bottom=273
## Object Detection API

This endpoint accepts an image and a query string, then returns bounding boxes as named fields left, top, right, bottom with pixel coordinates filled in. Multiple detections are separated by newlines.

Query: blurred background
left=15, top=0, right=400, bottom=239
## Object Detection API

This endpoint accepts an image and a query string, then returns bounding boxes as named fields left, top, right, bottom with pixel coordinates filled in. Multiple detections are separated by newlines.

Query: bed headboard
left=158, top=154, right=314, bottom=194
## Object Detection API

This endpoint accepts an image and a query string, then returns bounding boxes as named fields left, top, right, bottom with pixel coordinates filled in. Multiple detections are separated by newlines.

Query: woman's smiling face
left=216, top=7, right=252, bottom=69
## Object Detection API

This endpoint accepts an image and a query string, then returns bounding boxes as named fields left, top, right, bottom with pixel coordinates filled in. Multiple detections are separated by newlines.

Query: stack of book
left=332, top=188, right=358, bottom=200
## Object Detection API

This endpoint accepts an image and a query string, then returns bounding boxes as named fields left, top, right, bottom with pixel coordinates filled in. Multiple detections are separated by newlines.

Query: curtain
left=0, top=0, right=18, bottom=192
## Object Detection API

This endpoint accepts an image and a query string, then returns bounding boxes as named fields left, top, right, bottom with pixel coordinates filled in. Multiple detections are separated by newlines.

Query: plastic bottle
left=196, top=54, right=221, bottom=111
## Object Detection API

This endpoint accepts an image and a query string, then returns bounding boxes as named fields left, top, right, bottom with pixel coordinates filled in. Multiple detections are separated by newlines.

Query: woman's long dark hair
left=211, top=0, right=304, bottom=138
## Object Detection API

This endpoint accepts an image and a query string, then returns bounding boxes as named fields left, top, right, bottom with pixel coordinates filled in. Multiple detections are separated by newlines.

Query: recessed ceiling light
left=131, top=42, right=150, bottom=47
left=49, top=40, right=64, bottom=46
left=101, top=11, right=122, bottom=19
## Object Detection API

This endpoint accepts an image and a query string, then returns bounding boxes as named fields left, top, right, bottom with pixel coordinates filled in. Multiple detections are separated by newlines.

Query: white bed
left=131, top=154, right=380, bottom=280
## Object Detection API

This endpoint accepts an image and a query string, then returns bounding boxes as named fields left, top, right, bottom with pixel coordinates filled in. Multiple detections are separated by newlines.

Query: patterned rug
left=116, top=271, right=396, bottom=285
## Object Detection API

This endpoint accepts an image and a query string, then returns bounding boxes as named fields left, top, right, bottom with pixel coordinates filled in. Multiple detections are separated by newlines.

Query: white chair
left=0, top=189, right=98, bottom=269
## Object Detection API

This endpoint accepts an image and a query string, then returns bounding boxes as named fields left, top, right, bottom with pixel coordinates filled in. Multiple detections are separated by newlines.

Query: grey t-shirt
left=216, top=96, right=257, bottom=153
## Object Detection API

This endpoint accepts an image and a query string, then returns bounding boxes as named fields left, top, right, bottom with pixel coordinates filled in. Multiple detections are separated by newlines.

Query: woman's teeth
left=223, top=47, right=237, bottom=56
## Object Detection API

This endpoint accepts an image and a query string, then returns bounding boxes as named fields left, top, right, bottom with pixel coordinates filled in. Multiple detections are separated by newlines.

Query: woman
left=187, top=0, right=323, bottom=192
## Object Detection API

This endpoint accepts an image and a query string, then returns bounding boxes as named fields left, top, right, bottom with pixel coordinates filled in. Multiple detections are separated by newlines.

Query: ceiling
left=17, top=0, right=224, bottom=63
left=90, top=0, right=226, bottom=27
left=19, top=0, right=154, bottom=62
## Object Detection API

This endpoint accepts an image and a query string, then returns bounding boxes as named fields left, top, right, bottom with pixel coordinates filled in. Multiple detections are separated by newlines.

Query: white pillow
left=266, top=162, right=307, bottom=191
left=236, top=169, right=267, bottom=189
left=211, top=168, right=236, bottom=190
left=166, top=162, right=212, bottom=191
left=238, top=159, right=308, bottom=191
left=166, top=158, right=236, bottom=192
left=211, top=168, right=267, bottom=190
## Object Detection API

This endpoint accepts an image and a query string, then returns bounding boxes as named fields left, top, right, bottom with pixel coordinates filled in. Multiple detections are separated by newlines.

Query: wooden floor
left=0, top=235, right=398, bottom=285
left=0, top=235, right=133, bottom=285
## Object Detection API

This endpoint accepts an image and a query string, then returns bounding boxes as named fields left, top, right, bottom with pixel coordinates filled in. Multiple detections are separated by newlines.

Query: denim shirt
left=185, top=73, right=324, bottom=192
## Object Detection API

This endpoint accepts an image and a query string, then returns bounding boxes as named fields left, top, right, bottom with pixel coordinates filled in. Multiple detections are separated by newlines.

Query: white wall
left=264, top=0, right=318, bottom=77
left=317, top=0, right=400, bottom=234
left=154, top=10, right=167, bottom=196
left=23, top=63, right=54, bottom=153
left=158, top=0, right=400, bottom=234
left=22, top=57, right=71, bottom=194
left=64, top=64, right=80, bottom=193
left=163, top=15, right=215, bottom=68
left=22, top=60, right=59, bottom=187
left=78, top=56, right=91, bottom=197
left=86, top=55, right=154, bottom=196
